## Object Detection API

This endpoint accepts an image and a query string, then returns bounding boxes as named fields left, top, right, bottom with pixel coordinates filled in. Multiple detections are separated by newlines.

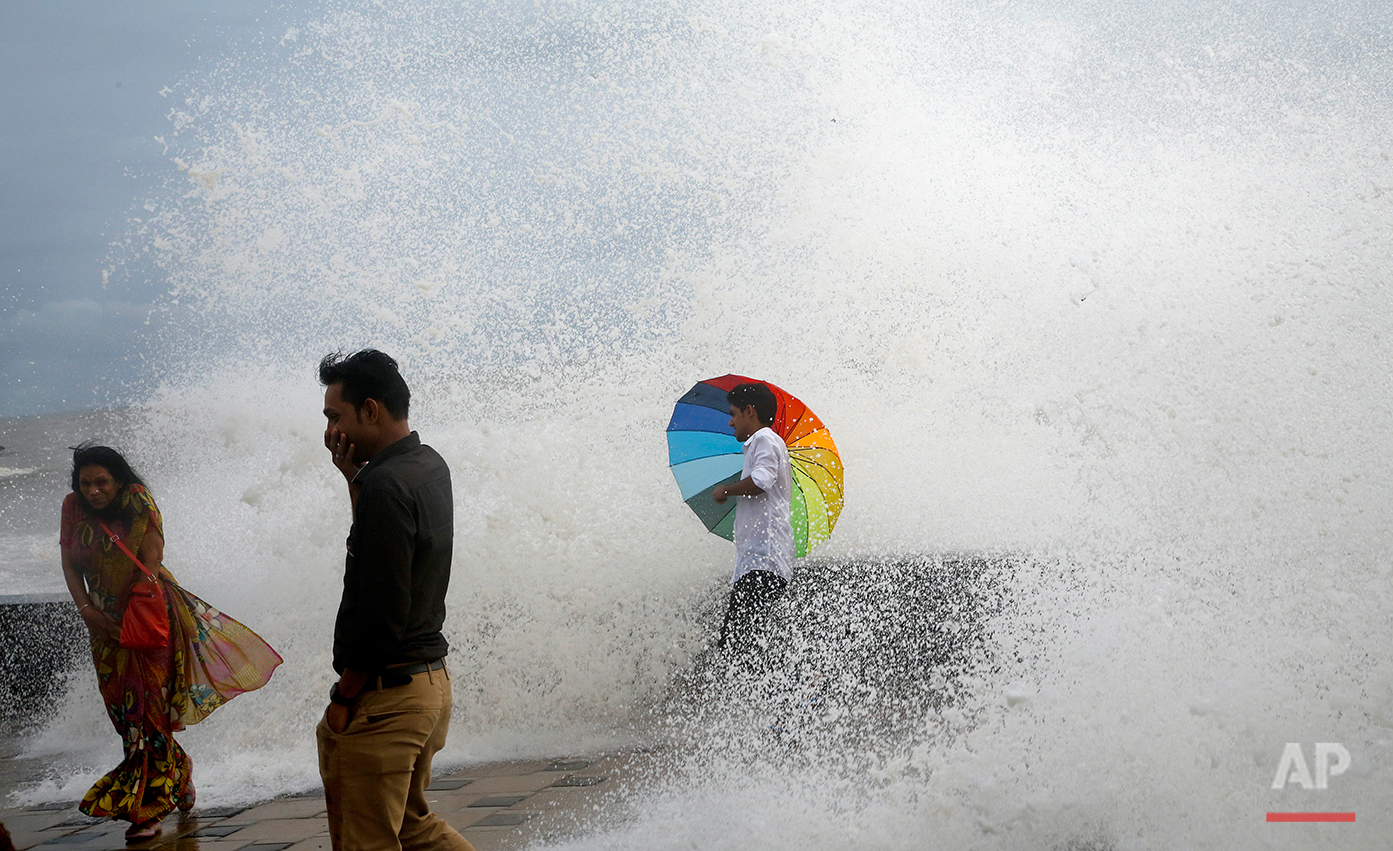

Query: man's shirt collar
left=351, top=431, right=420, bottom=483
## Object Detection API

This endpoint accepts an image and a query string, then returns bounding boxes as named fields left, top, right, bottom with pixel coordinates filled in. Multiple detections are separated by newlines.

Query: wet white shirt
left=733, top=426, right=795, bottom=583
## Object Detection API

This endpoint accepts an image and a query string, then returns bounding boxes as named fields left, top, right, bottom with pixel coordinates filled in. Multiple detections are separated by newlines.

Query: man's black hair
left=318, top=349, right=411, bottom=420
left=70, top=444, right=146, bottom=519
left=727, top=382, right=777, bottom=426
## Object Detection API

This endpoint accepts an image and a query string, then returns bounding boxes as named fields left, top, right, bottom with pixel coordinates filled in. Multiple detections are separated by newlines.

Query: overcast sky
left=0, top=1, right=302, bottom=417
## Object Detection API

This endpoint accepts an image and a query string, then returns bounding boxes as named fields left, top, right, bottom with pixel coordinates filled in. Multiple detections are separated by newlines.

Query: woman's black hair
left=70, top=444, right=146, bottom=518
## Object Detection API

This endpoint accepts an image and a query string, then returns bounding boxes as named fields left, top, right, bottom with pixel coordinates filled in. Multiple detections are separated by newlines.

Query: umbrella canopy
left=666, top=374, right=843, bottom=557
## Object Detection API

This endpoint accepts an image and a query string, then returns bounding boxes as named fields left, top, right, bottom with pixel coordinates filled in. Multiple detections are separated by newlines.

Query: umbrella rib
left=788, top=427, right=835, bottom=445
left=667, top=452, right=742, bottom=470
left=789, top=451, right=844, bottom=484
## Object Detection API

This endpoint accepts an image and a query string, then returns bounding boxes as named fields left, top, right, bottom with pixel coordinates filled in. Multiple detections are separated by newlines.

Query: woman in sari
left=60, top=445, right=282, bottom=842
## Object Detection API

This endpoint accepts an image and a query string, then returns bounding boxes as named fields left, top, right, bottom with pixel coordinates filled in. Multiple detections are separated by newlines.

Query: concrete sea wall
left=0, top=595, right=82, bottom=734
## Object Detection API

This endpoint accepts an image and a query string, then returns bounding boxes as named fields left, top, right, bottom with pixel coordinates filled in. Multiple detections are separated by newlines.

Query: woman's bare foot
left=124, top=820, right=161, bottom=843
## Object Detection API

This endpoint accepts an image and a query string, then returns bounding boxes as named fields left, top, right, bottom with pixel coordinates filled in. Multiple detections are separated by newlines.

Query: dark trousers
left=718, top=570, right=788, bottom=658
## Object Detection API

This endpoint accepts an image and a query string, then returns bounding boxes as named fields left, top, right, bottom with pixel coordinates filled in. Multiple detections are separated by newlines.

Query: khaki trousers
left=316, top=666, right=474, bottom=851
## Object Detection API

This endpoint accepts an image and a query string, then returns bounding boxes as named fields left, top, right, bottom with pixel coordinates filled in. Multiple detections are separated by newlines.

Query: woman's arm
left=136, top=525, right=165, bottom=574
left=62, top=548, right=119, bottom=640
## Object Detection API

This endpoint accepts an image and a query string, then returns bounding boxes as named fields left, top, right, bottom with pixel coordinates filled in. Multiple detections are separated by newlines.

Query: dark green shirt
left=333, top=432, right=453, bottom=673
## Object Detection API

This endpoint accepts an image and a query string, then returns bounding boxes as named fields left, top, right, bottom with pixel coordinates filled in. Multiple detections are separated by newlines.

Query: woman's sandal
left=124, top=820, right=162, bottom=843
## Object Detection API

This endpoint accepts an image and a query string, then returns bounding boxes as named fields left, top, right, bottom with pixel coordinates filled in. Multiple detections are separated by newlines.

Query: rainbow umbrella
left=666, top=375, right=843, bottom=557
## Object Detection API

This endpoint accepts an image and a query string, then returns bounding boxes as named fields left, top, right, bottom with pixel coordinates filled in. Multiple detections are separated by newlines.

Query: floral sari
left=60, top=485, right=282, bottom=823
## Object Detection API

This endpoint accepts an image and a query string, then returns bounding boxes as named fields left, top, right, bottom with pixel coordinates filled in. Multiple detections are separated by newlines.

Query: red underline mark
left=1266, top=812, right=1356, bottom=823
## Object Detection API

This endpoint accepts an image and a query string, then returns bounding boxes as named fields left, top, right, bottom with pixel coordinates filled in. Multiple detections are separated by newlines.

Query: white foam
left=33, top=0, right=1393, bottom=846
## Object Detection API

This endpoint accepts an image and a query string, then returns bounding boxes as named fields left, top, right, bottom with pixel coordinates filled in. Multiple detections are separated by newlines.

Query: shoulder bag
left=97, top=521, right=171, bottom=651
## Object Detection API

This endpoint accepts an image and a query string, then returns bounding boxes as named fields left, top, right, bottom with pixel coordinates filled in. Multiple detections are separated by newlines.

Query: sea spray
left=13, top=0, right=1391, bottom=846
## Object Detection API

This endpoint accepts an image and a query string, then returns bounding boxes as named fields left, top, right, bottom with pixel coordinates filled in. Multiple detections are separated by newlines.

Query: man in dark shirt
left=316, top=349, right=473, bottom=851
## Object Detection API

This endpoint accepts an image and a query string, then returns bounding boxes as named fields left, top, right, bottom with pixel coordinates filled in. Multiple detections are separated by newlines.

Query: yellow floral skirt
left=81, top=581, right=281, bottom=823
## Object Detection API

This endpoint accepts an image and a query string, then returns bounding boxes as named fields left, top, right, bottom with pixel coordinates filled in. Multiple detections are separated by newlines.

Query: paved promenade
left=1, top=753, right=638, bottom=851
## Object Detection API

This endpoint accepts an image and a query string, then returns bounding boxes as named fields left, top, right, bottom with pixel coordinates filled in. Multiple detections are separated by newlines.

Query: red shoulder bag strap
left=96, top=521, right=156, bottom=580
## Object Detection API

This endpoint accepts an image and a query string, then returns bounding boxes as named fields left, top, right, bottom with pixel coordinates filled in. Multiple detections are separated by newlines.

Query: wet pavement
left=1, top=753, right=637, bottom=851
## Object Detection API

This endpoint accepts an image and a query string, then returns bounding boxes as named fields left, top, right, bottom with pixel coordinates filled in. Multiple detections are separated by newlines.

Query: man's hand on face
left=324, top=427, right=363, bottom=481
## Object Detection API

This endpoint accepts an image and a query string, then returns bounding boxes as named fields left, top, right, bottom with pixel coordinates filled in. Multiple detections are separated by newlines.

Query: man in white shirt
left=713, top=382, right=795, bottom=661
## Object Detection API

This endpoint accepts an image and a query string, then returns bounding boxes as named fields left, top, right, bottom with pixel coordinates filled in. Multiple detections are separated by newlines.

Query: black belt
left=361, top=658, right=446, bottom=692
